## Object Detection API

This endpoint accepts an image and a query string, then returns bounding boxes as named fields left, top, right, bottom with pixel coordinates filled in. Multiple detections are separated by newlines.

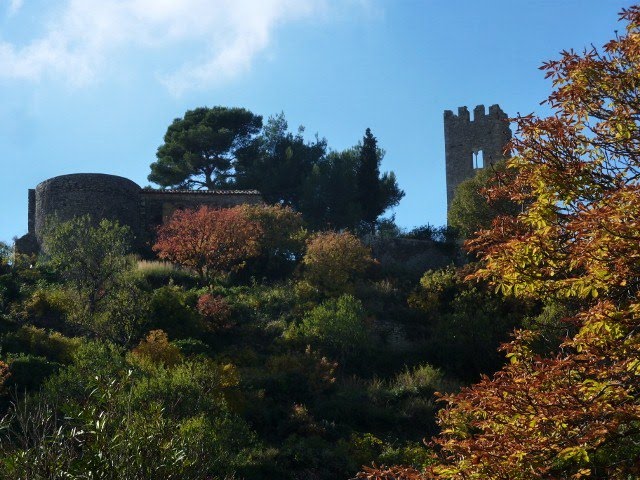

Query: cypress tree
left=356, top=128, right=382, bottom=229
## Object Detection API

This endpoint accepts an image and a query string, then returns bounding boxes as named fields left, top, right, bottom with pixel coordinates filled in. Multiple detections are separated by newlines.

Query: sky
left=0, top=0, right=635, bottom=244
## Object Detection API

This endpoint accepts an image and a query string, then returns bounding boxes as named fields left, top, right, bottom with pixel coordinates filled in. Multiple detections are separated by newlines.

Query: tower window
left=474, top=149, right=484, bottom=169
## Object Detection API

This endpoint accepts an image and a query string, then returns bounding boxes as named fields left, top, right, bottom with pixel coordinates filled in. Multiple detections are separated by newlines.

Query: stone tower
left=444, top=104, right=511, bottom=209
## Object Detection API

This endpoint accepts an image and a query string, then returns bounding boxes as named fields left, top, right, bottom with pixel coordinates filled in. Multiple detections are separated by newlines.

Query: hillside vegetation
left=3, top=6, right=640, bottom=480
left=0, top=200, right=529, bottom=479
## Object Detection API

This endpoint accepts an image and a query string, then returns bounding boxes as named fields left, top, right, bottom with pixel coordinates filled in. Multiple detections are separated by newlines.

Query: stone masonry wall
left=34, top=173, right=141, bottom=244
left=444, top=104, right=511, bottom=209
left=16, top=173, right=262, bottom=256
left=139, top=189, right=262, bottom=247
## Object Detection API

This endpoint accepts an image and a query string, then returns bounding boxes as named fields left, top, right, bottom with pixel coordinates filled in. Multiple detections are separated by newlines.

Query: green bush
left=390, top=364, right=446, bottom=397
left=2, top=325, right=81, bottom=363
left=6, top=355, right=62, bottom=391
left=172, top=338, right=211, bottom=357
left=259, top=349, right=337, bottom=403
left=314, top=376, right=393, bottom=432
left=0, top=273, right=19, bottom=315
left=44, top=340, right=128, bottom=403
left=222, top=282, right=299, bottom=325
left=339, top=433, right=433, bottom=471
left=338, top=433, right=434, bottom=472
left=148, top=285, right=200, bottom=338
left=340, top=432, right=384, bottom=471
left=128, top=358, right=241, bottom=418
left=378, top=441, right=434, bottom=470
left=410, top=268, right=526, bottom=380
left=41, top=216, right=134, bottom=318
left=1, top=375, right=261, bottom=479
left=279, top=433, right=349, bottom=476
left=19, top=286, right=78, bottom=329
left=12, top=338, right=266, bottom=479
left=95, top=281, right=153, bottom=345
left=286, top=294, right=370, bottom=361
left=380, top=365, right=457, bottom=437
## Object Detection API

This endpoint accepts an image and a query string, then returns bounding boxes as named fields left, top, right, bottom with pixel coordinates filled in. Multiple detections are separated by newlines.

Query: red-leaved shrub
left=197, top=294, right=234, bottom=331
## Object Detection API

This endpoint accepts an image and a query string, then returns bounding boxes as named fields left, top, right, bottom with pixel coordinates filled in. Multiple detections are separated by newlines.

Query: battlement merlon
left=457, top=106, right=470, bottom=121
left=489, top=104, right=508, bottom=119
left=473, top=105, right=486, bottom=119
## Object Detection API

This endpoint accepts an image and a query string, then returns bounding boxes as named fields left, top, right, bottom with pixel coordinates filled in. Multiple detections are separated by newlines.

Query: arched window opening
left=473, top=149, right=484, bottom=169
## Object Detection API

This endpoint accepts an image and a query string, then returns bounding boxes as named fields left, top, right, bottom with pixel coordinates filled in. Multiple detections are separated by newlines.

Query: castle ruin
left=15, top=173, right=262, bottom=255
left=444, top=104, right=511, bottom=209
left=15, top=106, right=511, bottom=255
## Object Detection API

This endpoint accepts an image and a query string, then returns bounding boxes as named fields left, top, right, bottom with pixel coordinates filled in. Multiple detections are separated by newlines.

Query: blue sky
left=0, top=0, right=634, bottom=244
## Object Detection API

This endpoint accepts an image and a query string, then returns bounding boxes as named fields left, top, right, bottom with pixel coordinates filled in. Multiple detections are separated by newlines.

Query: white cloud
left=0, top=0, right=334, bottom=92
left=7, top=0, right=23, bottom=15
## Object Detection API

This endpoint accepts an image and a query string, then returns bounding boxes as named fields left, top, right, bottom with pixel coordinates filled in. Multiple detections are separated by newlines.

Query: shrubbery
left=148, top=285, right=200, bottom=338
left=197, top=293, right=234, bottom=331
left=5, top=354, right=62, bottom=391
left=131, top=329, right=183, bottom=367
left=0, top=203, right=525, bottom=479
left=286, top=294, right=371, bottom=362
left=408, top=268, right=525, bottom=380
left=2, top=325, right=80, bottom=363
left=0, top=343, right=262, bottom=479
left=300, top=231, right=374, bottom=297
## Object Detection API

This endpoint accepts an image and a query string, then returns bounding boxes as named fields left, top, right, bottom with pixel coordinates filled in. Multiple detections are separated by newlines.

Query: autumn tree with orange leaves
left=153, top=205, right=262, bottom=281
left=359, top=6, right=640, bottom=480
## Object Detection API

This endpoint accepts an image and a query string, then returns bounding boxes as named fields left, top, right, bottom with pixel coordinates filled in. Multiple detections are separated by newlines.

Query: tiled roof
left=143, top=189, right=261, bottom=195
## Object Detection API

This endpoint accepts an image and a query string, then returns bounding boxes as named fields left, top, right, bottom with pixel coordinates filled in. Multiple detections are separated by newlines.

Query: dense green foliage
left=0, top=205, right=528, bottom=478
left=408, top=267, right=527, bottom=380
left=0, top=241, right=10, bottom=269
left=42, top=215, right=133, bottom=313
left=356, top=128, right=404, bottom=232
left=235, top=112, right=326, bottom=208
left=149, top=106, right=263, bottom=189
left=151, top=109, right=403, bottom=230
left=285, top=294, right=371, bottom=363
left=447, top=160, right=520, bottom=239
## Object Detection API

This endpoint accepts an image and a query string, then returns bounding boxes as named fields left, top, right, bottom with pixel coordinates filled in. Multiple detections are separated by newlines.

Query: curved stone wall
left=16, top=173, right=262, bottom=256
left=34, top=173, right=141, bottom=242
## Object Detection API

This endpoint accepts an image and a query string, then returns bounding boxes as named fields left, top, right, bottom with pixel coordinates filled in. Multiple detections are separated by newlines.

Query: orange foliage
left=362, top=6, right=640, bottom=480
left=0, top=360, right=9, bottom=395
left=356, top=465, right=424, bottom=480
left=153, top=206, right=262, bottom=280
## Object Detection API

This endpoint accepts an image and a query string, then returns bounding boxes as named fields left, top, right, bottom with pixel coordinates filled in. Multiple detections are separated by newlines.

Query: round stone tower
left=33, top=173, right=142, bottom=244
